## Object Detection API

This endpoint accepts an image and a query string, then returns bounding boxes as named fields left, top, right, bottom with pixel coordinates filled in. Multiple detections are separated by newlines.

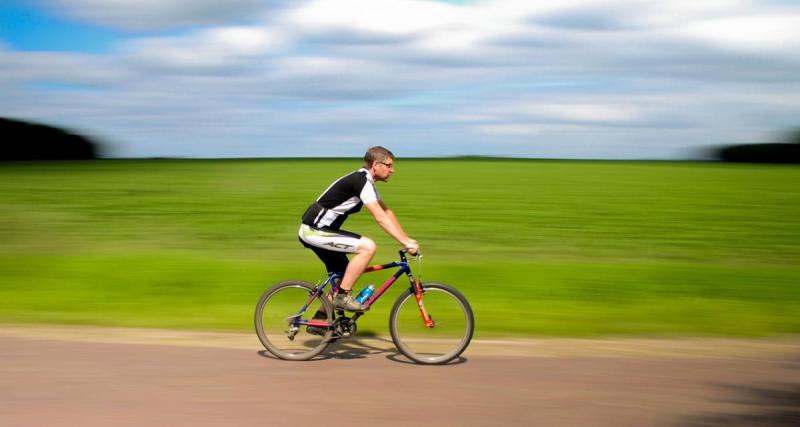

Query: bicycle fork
left=413, top=276, right=435, bottom=328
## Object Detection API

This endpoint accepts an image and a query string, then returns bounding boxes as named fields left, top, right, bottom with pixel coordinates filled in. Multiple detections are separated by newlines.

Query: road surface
left=1, top=326, right=799, bottom=426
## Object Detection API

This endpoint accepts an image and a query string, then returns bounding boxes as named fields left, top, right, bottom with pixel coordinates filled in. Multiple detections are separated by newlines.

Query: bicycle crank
left=333, top=316, right=357, bottom=338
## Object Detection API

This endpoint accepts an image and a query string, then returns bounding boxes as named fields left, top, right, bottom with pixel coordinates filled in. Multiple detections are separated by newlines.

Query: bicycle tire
left=254, top=280, right=333, bottom=361
left=389, top=282, right=474, bottom=364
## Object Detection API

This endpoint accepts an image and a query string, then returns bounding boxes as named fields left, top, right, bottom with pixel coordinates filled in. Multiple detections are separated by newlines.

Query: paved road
left=2, top=333, right=799, bottom=426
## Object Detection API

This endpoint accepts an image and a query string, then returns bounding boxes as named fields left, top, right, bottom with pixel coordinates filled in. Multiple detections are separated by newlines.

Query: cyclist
left=299, top=146, right=420, bottom=315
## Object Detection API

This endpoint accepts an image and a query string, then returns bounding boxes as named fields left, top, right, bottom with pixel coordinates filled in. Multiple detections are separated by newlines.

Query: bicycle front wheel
left=254, top=280, right=333, bottom=361
left=389, top=282, right=474, bottom=364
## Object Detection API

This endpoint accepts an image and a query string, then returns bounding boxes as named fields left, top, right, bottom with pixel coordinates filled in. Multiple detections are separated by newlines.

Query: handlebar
left=399, top=248, right=421, bottom=260
left=399, top=248, right=423, bottom=281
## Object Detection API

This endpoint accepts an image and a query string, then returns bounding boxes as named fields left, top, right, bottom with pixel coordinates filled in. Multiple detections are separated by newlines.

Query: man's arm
left=365, top=201, right=418, bottom=253
left=379, top=200, right=409, bottom=239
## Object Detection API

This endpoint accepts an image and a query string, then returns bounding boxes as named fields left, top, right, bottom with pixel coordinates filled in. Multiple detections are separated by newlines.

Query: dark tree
left=716, top=129, right=800, bottom=164
left=784, top=129, right=800, bottom=145
left=1, top=117, right=100, bottom=161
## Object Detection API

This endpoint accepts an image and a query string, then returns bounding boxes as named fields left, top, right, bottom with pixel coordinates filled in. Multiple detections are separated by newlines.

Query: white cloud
left=3, top=0, right=800, bottom=158
left=477, top=124, right=544, bottom=136
left=123, top=25, right=287, bottom=70
left=517, top=103, right=644, bottom=123
left=680, top=14, right=800, bottom=54
left=47, top=0, right=269, bottom=31
left=0, top=48, right=128, bottom=85
left=286, top=0, right=462, bottom=37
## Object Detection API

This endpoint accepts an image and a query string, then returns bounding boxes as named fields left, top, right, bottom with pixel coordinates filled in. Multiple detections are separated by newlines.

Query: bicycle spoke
left=255, top=281, right=333, bottom=361
left=390, top=283, right=474, bottom=364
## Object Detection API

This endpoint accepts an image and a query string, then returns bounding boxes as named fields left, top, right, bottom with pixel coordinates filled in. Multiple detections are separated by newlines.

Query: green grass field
left=1, top=158, right=799, bottom=337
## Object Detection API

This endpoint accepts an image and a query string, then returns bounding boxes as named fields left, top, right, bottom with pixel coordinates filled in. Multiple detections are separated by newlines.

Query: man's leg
left=338, top=237, right=376, bottom=292
left=330, top=237, right=376, bottom=312
left=298, top=225, right=376, bottom=311
left=308, top=239, right=375, bottom=333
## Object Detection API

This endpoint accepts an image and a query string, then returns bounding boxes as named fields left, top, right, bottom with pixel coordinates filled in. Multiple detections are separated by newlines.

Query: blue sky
left=1, top=0, right=799, bottom=159
left=1, top=3, right=118, bottom=52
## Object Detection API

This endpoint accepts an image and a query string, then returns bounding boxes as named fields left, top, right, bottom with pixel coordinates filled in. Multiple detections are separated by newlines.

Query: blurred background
left=1, top=1, right=799, bottom=338
left=2, top=0, right=800, bottom=159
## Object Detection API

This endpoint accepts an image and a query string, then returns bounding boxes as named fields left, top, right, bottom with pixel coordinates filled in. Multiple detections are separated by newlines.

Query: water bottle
left=354, top=285, right=375, bottom=304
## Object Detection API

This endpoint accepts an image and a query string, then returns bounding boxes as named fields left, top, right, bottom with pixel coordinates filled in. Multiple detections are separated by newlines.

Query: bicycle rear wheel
left=389, top=282, right=474, bottom=364
left=254, top=280, right=333, bottom=361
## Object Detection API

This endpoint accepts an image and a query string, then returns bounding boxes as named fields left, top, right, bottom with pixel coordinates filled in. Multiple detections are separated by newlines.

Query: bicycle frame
left=296, top=250, right=434, bottom=329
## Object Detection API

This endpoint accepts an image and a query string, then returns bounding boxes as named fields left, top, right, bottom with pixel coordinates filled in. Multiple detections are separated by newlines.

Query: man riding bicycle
left=298, top=146, right=420, bottom=313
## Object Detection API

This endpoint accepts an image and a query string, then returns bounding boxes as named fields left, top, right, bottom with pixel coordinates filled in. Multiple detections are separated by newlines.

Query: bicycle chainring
left=333, top=316, right=357, bottom=338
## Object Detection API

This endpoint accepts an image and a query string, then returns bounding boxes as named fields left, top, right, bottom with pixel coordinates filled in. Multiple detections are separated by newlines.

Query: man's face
left=373, top=157, right=394, bottom=182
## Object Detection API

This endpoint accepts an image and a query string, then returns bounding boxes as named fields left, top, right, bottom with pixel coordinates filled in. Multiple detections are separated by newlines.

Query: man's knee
left=358, top=237, right=377, bottom=255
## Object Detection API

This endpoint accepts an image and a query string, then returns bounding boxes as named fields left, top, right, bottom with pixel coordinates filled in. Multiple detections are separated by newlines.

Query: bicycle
left=254, top=249, right=474, bottom=364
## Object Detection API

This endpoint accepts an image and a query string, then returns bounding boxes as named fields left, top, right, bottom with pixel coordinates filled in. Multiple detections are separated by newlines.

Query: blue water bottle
left=355, top=285, right=375, bottom=304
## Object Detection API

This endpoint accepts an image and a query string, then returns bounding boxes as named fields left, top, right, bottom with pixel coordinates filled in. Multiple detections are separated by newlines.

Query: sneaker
left=306, top=311, right=328, bottom=336
left=334, top=293, right=369, bottom=312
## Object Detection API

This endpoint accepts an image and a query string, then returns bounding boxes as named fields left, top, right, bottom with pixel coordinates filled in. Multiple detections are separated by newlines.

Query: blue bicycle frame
left=293, top=250, right=432, bottom=329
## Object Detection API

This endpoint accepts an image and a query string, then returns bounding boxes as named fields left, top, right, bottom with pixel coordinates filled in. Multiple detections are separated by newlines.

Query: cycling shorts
left=298, top=224, right=363, bottom=274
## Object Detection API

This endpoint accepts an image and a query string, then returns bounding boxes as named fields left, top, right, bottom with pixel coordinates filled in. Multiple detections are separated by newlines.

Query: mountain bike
left=254, top=249, right=474, bottom=364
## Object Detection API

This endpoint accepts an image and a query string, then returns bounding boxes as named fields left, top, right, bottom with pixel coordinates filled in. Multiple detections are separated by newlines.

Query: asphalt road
left=2, top=331, right=799, bottom=426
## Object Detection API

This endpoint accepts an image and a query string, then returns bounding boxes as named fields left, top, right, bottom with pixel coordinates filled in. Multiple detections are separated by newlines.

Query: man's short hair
left=363, top=146, right=394, bottom=168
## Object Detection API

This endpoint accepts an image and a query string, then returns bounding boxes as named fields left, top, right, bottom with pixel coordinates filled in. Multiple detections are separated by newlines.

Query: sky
left=1, top=0, right=799, bottom=159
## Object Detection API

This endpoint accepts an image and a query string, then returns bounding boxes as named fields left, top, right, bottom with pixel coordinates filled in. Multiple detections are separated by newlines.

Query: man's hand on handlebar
left=404, top=239, right=420, bottom=256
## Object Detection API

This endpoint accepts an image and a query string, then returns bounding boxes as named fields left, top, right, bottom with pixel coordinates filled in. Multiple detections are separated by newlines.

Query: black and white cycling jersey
left=301, top=168, right=380, bottom=230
